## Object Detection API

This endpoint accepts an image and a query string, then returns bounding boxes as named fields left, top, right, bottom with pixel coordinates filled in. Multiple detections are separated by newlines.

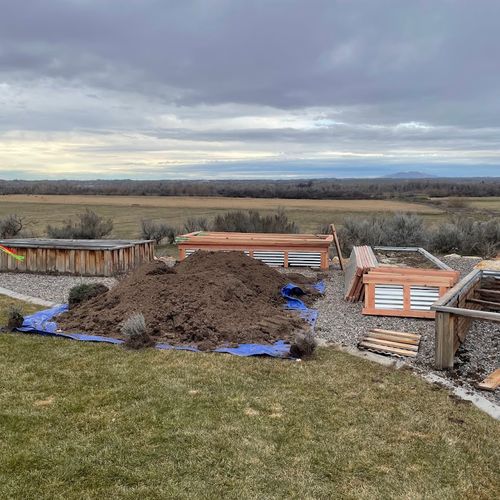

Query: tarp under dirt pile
left=17, top=281, right=323, bottom=358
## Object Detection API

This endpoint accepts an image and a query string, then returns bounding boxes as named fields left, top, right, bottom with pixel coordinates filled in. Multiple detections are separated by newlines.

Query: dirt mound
left=57, top=251, right=319, bottom=350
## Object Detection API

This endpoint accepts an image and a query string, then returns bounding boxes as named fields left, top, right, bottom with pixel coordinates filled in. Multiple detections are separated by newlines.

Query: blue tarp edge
left=13, top=281, right=323, bottom=358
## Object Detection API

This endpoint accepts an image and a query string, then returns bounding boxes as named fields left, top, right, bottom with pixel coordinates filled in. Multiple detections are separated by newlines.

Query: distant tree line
left=0, top=178, right=498, bottom=199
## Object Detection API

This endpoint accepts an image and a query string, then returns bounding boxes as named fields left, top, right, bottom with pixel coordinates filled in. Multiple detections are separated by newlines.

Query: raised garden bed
left=432, top=269, right=500, bottom=369
left=176, top=231, right=333, bottom=269
left=0, top=239, right=155, bottom=276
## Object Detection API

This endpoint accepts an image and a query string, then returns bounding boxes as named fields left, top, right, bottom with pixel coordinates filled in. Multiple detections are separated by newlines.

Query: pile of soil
left=57, top=251, right=320, bottom=350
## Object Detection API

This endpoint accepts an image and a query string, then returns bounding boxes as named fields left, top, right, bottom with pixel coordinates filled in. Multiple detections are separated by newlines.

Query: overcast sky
left=1, top=0, right=499, bottom=179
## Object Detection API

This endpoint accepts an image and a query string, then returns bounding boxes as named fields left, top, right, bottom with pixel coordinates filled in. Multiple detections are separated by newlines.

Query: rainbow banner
left=0, top=245, right=25, bottom=262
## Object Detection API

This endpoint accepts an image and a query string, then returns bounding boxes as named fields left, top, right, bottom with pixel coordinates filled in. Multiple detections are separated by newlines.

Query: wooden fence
left=0, top=239, right=155, bottom=276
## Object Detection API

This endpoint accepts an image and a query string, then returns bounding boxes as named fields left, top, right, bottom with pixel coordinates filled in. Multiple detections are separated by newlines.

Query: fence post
left=435, top=311, right=455, bottom=369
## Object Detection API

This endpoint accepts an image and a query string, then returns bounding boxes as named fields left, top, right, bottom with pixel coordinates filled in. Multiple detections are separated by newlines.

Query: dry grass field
left=0, top=194, right=445, bottom=238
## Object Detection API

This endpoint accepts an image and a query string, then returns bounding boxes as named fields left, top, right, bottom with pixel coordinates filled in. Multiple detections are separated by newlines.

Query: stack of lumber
left=358, top=328, right=421, bottom=358
left=344, top=246, right=378, bottom=302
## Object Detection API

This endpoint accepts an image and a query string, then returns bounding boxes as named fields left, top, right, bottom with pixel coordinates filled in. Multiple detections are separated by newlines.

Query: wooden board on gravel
left=358, top=328, right=421, bottom=358
left=477, top=369, right=500, bottom=391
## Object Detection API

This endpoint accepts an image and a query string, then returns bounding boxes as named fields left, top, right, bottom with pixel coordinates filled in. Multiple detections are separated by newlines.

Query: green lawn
left=0, top=330, right=498, bottom=499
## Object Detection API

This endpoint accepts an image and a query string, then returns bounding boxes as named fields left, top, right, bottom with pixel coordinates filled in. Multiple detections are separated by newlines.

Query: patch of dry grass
left=0, top=194, right=444, bottom=237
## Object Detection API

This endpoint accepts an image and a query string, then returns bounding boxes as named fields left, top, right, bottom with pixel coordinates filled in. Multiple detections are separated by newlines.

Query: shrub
left=47, top=209, right=113, bottom=239
left=429, top=217, right=500, bottom=257
left=338, top=213, right=499, bottom=258
left=68, top=283, right=109, bottom=309
left=212, top=208, right=299, bottom=233
left=289, top=331, right=317, bottom=358
left=121, top=313, right=154, bottom=349
left=183, top=217, right=210, bottom=233
left=140, top=219, right=176, bottom=244
left=338, top=213, right=427, bottom=252
left=0, top=214, right=26, bottom=238
left=6, top=305, right=24, bottom=330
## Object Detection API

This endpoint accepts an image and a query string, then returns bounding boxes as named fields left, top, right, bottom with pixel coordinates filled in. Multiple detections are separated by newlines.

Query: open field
left=0, top=327, right=498, bottom=499
left=0, top=194, right=446, bottom=238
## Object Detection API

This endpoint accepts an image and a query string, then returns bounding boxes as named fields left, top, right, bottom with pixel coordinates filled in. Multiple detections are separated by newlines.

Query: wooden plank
left=477, top=288, right=500, bottom=296
left=467, top=298, right=500, bottom=309
left=370, top=266, right=459, bottom=278
left=417, top=247, right=453, bottom=270
left=369, top=328, right=421, bottom=340
left=366, top=332, right=420, bottom=345
left=477, top=369, right=500, bottom=391
left=432, top=305, right=500, bottom=322
left=363, top=336, right=419, bottom=350
left=432, top=270, right=482, bottom=308
left=329, top=224, right=344, bottom=271
left=358, top=341, right=418, bottom=357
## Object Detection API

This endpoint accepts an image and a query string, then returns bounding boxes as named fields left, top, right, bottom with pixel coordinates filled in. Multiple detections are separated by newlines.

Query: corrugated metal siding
left=375, top=284, right=404, bottom=310
left=252, top=251, right=285, bottom=266
left=410, top=286, right=440, bottom=310
left=288, top=251, right=321, bottom=268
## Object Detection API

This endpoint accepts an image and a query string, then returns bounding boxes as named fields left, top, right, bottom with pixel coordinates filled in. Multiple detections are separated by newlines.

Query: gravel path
left=0, top=273, right=117, bottom=304
left=312, top=256, right=499, bottom=405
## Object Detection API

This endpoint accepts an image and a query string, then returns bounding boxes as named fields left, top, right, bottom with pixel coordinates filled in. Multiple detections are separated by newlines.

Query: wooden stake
left=329, top=223, right=344, bottom=271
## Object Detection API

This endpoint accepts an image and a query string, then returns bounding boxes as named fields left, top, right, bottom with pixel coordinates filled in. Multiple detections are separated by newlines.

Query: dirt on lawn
left=57, top=251, right=320, bottom=350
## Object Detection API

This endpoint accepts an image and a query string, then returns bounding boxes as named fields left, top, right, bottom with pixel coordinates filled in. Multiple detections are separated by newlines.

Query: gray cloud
left=0, top=0, right=499, bottom=178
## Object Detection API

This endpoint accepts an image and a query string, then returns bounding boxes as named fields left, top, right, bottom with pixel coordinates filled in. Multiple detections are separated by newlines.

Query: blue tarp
left=16, top=281, right=323, bottom=358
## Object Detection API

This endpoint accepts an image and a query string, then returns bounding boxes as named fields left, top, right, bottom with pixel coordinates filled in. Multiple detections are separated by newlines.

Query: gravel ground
left=311, top=255, right=499, bottom=405
left=0, top=273, right=118, bottom=304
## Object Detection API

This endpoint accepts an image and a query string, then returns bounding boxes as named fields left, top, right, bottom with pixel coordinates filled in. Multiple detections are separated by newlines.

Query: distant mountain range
left=382, top=171, right=438, bottom=179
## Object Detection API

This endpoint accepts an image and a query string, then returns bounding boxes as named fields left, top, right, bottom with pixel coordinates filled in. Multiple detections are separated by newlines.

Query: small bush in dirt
left=0, top=214, right=27, bottom=238
left=183, top=217, right=210, bottom=233
left=47, top=209, right=113, bottom=239
left=6, top=305, right=24, bottom=330
left=140, top=219, right=176, bottom=244
left=121, top=313, right=154, bottom=349
left=68, top=283, right=109, bottom=309
left=212, top=208, right=299, bottom=233
left=289, top=331, right=317, bottom=358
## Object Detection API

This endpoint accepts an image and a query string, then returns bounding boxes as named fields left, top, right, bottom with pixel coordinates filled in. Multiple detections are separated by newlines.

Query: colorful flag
left=0, top=245, right=25, bottom=262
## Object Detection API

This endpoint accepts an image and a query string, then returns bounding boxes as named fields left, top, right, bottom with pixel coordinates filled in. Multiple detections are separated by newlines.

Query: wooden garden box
left=176, top=231, right=333, bottom=269
left=432, top=269, right=500, bottom=369
left=0, top=239, right=155, bottom=276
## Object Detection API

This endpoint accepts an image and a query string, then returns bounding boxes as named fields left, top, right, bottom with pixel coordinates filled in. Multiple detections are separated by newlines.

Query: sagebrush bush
left=121, top=313, right=154, bottom=349
left=429, top=217, right=500, bottom=257
left=6, top=305, right=24, bottom=330
left=212, top=208, right=299, bottom=233
left=140, top=219, right=176, bottom=244
left=338, top=213, right=499, bottom=257
left=0, top=214, right=26, bottom=238
left=47, top=209, right=113, bottom=239
left=68, top=283, right=109, bottom=309
left=183, top=217, right=210, bottom=233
